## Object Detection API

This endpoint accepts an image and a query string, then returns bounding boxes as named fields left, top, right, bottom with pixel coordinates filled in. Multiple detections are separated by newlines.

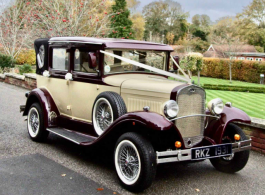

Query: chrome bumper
left=156, top=139, right=252, bottom=164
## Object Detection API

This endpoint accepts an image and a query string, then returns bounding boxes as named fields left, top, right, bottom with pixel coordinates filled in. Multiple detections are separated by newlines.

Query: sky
left=137, top=0, right=253, bottom=23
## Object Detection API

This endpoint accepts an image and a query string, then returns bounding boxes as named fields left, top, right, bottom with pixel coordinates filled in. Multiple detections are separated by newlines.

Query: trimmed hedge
left=201, top=58, right=265, bottom=83
left=203, top=84, right=265, bottom=93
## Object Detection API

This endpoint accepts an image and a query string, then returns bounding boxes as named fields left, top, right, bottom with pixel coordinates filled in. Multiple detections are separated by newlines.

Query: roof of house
left=203, top=44, right=257, bottom=58
left=49, top=37, right=174, bottom=51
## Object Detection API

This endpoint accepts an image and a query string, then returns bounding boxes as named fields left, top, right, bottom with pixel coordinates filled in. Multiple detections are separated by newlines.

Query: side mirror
left=88, top=52, right=97, bottom=69
left=173, top=56, right=179, bottom=70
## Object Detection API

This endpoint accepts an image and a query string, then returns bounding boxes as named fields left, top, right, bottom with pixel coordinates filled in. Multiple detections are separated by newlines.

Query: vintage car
left=20, top=37, right=251, bottom=192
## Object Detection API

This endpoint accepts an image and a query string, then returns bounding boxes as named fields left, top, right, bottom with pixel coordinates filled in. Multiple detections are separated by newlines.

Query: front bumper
left=156, top=139, right=251, bottom=164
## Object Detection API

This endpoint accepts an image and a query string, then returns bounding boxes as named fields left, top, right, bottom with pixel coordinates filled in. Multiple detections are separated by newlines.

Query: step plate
left=47, top=128, right=96, bottom=145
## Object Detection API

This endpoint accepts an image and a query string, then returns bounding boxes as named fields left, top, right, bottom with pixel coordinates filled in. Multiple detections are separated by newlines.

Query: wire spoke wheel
left=119, top=144, right=140, bottom=182
left=115, top=140, right=141, bottom=185
left=28, top=107, right=40, bottom=137
left=93, top=98, right=114, bottom=135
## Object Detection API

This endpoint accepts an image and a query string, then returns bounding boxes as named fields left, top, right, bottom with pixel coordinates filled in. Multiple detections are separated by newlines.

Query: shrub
left=0, top=54, right=14, bottom=73
left=201, top=58, right=265, bottom=83
left=15, top=49, right=36, bottom=65
left=19, top=64, right=33, bottom=75
left=181, top=52, right=204, bottom=85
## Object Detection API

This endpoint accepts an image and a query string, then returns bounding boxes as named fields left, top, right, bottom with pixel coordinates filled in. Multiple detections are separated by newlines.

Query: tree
left=166, top=32, right=174, bottom=45
left=0, top=0, right=37, bottom=60
left=212, top=16, right=236, bottom=38
left=130, top=13, right=144, bottom=40
left=143, top=0, right=188, bottom=42
left=236, top=0, right=265, bottom=50
left=109, top=0, right=134, bottom=39
left=212, top=33, right=245, bottom=83
left=190, top=14, right=211, bottom=41
left=126, top=0, right=140, bottom=11
left=34, top=0, right=113, bottom=37
left=143, top=0, right=169, bottom=42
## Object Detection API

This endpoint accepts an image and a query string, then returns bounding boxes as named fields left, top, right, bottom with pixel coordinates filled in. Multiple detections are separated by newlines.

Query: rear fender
left=205, top=106, right=251, bottom=144
left=23, top=88, right=59, bottom=128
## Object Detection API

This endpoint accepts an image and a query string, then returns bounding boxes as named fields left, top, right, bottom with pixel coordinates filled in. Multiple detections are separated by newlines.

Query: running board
left=46, top=127, right=96, bottom=145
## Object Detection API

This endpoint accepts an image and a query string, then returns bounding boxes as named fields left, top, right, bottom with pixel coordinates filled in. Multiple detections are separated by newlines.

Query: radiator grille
left=175, top=85, right=206, bottom=147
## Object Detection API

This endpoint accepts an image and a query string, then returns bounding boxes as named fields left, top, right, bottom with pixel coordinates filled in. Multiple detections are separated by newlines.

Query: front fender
left=205, top=106, right=251, bottom=144
left=86, top=111, right=178, bottom=146
left=23, top=88, right=59, bottom=128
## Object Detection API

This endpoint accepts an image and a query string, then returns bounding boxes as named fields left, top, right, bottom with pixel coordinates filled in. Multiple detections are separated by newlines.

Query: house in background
left=203, top=44, right=260, bottom=61
left=229, top=52, right=265, bottom=62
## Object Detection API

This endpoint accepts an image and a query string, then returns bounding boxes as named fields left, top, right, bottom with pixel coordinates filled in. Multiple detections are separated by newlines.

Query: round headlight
left=207, top=98, right=224, bottom=115
left=164, top=100, right=179, bottom=119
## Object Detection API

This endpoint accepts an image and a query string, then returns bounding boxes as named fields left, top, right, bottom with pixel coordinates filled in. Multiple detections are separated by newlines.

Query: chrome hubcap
left=118, top=143, right=140, bottom=181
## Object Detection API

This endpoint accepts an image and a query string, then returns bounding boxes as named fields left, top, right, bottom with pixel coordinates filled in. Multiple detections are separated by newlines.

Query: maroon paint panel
left=23, top=88, right=60, bottom=128
left=80, top=111, right=176, bottom=146
left=170, top=84, right=189, bottom=100
left=204, top=106, right=251, bottom=144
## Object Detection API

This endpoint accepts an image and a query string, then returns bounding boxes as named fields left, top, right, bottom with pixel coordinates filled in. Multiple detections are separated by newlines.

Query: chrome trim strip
left=46, top=128, right=80, bottom=145
left=169, top=114, right=220, bottom=121
left=156, top=139, right=251, bottom=164
left=232, top=139, right=252, bottom=153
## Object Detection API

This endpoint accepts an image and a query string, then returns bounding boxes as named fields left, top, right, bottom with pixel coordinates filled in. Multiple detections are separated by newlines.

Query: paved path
left=0, top=82, right=265, bottom=195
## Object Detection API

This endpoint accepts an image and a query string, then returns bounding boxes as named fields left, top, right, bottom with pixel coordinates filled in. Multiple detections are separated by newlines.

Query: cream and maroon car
left=20, top=37, right=251, bottom=192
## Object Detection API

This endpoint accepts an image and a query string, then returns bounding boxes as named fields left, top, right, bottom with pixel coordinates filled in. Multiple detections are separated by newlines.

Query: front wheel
left=114, top=132, right=156, bottom=192
left=210, top=123, right=249, bottom=173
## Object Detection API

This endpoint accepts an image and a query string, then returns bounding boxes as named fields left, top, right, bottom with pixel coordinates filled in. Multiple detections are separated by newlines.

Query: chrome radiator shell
left=175, top=85, right=206, bottom=148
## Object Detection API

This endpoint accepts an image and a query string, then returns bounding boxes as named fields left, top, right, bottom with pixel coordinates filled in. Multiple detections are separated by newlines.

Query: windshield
left=103, top=49, right=167, bottom=75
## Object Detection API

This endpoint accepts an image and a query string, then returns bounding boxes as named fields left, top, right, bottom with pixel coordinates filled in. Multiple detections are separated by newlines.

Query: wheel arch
left=23, top=88, right=60, bottom=128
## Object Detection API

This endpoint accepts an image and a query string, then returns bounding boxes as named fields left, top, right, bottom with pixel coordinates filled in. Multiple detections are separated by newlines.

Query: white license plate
left=191, top=144, right=232, bottom=160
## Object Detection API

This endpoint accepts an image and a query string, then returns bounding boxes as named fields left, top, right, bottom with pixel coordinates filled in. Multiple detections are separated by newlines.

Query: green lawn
left=206, top=90, right=265, bottom=119
left=193, top=76, right=265, bottom=88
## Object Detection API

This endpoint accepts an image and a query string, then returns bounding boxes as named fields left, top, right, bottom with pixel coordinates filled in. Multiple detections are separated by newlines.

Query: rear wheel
left=114, top=132, right=156, bottom=192
left=27, top=103, right=49, bottom=142
left=210, top=123, right=249, bottom=173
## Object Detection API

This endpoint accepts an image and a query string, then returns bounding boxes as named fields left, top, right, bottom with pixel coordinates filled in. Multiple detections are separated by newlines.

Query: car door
left=38, top=45, right=72, bottom=117
left=69, top=47, right=100, bottom=123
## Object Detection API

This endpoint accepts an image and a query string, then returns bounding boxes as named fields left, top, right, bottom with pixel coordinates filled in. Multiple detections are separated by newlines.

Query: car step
left=46, top=127, right=96, bottom=145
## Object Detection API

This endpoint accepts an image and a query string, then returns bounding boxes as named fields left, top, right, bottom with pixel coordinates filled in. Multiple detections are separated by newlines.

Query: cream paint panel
left=104, top=74, right=169, bottom=87
left=69, top=81, right=120, bottom=121
left=37, top=75, right=71, bottom=116
left=121, top=78, right=181, bottom=94
left=122, top=93, right=168, bottom=114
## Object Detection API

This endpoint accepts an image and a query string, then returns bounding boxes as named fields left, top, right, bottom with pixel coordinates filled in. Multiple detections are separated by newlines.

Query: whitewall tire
left=114, top=132, right=156, bottom=192
left=27, top=103, right=49, bottom=142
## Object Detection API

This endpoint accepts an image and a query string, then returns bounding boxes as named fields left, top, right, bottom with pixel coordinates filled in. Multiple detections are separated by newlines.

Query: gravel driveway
left=0, top=82, right=264, bottom=195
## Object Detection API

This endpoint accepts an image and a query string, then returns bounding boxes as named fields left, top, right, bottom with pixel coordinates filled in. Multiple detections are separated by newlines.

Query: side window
left=52, top=48, right=69, bottom=70
left=74, top=49, right=98, bottom=73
